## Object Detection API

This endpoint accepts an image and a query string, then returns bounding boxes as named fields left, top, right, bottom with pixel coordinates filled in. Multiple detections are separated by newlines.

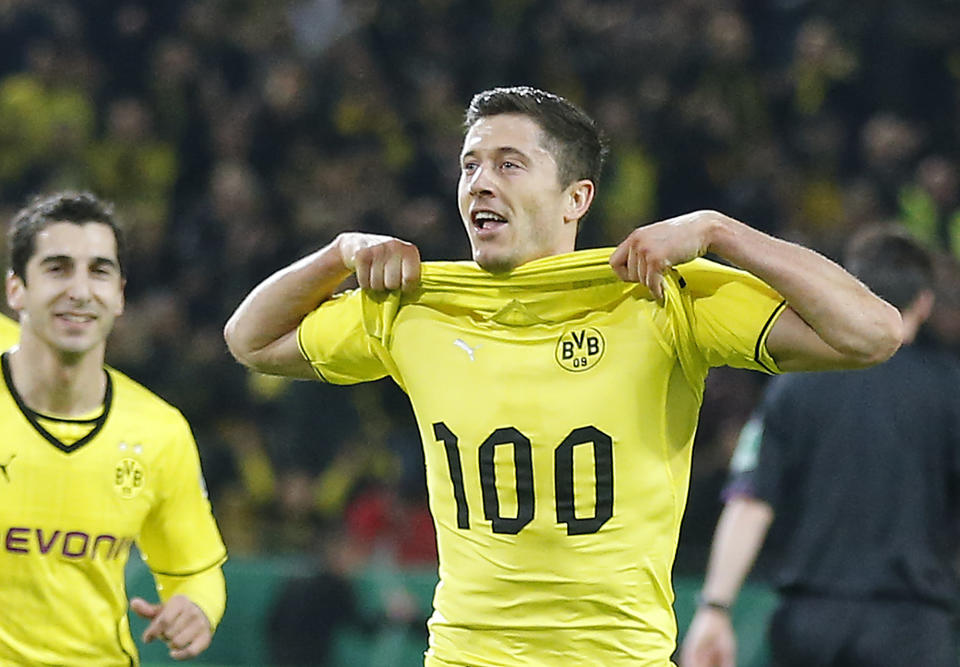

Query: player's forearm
left=224, top=238, right=351, bottom=368
left=155, top=566, right=227, bottom=631
left=699, top=496, right=773, bottom=607
left=704, top=212, right=902, bottom=365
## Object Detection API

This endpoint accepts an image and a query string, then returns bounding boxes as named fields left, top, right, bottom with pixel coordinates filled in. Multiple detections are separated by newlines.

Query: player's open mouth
left=473, top=210, right=508, bottom=231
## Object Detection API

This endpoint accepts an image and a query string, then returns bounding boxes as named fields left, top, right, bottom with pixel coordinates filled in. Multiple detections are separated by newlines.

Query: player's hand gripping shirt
left=299, top=247, right=785, bottom=666
left=0, top=354, right=227, bottom=666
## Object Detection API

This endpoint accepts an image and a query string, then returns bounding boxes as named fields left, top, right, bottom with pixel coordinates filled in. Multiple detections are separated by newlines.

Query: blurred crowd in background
left=1, top=0, right=959, bottom=579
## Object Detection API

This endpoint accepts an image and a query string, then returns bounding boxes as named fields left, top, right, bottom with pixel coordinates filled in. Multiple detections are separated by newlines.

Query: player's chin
left=474, top=252, right=517, bottom=275
left=51, top=333, right=102, bottom=357
left=469, top=239, right=511, bottom=272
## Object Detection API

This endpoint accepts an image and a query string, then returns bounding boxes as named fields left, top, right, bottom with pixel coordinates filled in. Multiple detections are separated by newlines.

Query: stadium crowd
left=0, top=0, right=958, bottom=579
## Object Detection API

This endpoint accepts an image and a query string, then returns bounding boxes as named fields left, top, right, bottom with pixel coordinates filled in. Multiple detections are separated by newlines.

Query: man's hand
left=609, top=211, right=719, bottom=301
left=679, top=607, right=737, bottom=667
left=130, top=595, right=213, bottom=661
left=337, top=232, right=421, bottom=291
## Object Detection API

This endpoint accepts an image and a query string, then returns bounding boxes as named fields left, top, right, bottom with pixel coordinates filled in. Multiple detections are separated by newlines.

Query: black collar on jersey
left=1, top=351, right=113, bottom=453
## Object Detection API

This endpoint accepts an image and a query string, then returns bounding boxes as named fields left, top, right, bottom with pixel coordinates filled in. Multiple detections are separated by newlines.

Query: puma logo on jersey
left=0, top=453, right=15, bottom=482
left=453, top=338, right=480, bottom=362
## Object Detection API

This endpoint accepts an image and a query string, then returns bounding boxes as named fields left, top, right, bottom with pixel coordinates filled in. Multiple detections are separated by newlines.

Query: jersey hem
left=754, top=300, right=787, bottom=374
left=296, top=324, right=331, bottom=382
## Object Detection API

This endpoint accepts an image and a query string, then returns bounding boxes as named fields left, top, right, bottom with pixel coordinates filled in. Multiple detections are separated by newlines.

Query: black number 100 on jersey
left=433, top=422, right=614, bottom=536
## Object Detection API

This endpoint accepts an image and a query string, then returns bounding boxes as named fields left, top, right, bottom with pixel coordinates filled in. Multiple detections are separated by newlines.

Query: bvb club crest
left=114, top=457, right=145, bottom=499
left=555, top=327, right=605, bottom=372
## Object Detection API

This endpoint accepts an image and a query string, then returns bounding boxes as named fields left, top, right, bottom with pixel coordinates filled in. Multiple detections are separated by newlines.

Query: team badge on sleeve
left=730, top=416, right=763, bottom=474
left=555, top=327, right=605, bottom=372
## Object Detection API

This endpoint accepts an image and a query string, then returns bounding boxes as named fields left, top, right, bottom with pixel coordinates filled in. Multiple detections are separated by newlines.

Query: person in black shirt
left=681, top=227, right=960, bottom=667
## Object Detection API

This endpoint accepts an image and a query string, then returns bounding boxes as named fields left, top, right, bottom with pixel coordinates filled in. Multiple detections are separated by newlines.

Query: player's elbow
left=223, top=317, right=258, bottom=369
left=873, top=310, right=904, bottom=364
left=843, top=303, right=903, bottom=368
left=224, top=318, right=310, bottom=378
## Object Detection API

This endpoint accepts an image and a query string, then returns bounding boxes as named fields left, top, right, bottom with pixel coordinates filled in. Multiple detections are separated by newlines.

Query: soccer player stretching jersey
left=225, top=87, right=902, bottom=665
left=0, top=192, right=226, bottom=665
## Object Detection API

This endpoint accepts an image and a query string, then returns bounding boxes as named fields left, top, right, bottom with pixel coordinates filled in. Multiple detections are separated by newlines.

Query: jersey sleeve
left=297, top=288, right=392, bottom=384
left=155, top=566, right=227, bottom=631
left=137, top=411, right=227, bottom=624
left=675, top=259, right=787, bottom=374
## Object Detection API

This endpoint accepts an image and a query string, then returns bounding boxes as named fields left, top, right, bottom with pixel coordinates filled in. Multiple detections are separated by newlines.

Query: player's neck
left=7, top=339, right=107, bottom=416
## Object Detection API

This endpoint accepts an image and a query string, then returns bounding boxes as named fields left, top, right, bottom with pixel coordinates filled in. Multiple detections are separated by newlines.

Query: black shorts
left=769, top=595, right=959, bottom=667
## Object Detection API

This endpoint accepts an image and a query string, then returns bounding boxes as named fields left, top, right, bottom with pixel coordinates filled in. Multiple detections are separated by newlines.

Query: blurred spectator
left=269, top=524, right=379, bottom=665
left=87, top=97, right=178, bottom=247
left=0, top=42, right=95, bottom=194
left=929, top=252, right=960, bottom=354
left=789, top=17, right=858, bottom=117
left=345, top=478, right=437, bottom=567
left=268, top=522, right=428, bottom=666
left=900, top=154, right=960, bottom=259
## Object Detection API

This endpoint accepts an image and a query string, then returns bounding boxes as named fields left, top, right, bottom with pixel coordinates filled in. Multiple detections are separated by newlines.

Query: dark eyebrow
left=461, top=146, right=531, bottom=162
left=38, top=255, right=74, bottom=267
left=39, top=255, right=119, bottom=271
left=90, top=257, right=120, bottom=271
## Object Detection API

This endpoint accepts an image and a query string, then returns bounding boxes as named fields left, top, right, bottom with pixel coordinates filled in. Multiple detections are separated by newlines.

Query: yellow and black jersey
left=299, top=247, right=785, bottom=665
left=0, top=314, right=17, bottom=352
left=0, top=353, right=226, bottom=666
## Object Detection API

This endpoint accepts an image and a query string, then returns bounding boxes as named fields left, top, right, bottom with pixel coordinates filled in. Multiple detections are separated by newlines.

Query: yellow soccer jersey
left=0, top=354, right=227, bottom=667
left=299, top=247, right=786, bottom=666
left=0, top=314, right=17, bottom=351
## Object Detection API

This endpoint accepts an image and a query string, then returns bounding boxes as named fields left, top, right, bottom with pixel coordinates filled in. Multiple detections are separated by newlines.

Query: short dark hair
left=8, top=191, right=126, bottom=281
left=464, top=86, right=608, bottom=188
left=843, top=226, right=933, bottom=310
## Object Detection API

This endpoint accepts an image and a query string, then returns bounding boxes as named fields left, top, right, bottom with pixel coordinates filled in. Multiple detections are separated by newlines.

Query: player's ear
left=6, top=270, right=24, bottom=312
left=563, top=179, right=595, bottom=225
